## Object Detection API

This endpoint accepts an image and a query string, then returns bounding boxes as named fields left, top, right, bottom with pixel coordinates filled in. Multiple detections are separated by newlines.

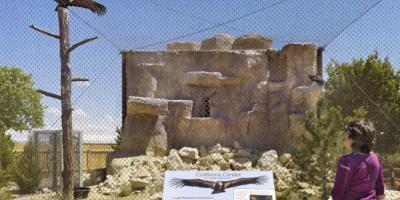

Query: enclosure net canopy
left=1, top=0, right=399, bottom=199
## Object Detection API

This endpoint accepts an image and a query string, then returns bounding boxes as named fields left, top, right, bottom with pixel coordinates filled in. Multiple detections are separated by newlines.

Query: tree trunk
left=58, top=8, right=74, bottom=200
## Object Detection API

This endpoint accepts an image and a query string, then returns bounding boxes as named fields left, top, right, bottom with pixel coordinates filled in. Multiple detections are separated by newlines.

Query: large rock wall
left=120, top=33, right=322, bottom=156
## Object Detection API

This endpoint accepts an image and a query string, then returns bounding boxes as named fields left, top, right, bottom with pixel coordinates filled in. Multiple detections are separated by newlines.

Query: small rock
left=166, top=149, right=185, bottom=170
left=279, top=153, right=291, bottom=164
left=119, top=182, right=133, bottom=196
left=135, top=167, right=152, bottom=179
left=178, top=147, right=200, bottom=160
left=150, top=192, right=163, bottom=200
left=279, top=153, right=295, bottom=168
left=42, top=187, right=52, bottom=193
left=209, top=153, right=224, bottom=163
left=208, top=143, right=222, bottom=153
left=222, top=152, right=234, bottom=161
left=230, top=158, right=252, bottom=170
left=208, top=144, right=231, bottom=154
left=198, top=157, right=213, bottom=167
left=257, top=150, right=278, bottom=170
left=221, top=147, right=231, bottom=153
left=208, top=164, right=221, bottom=171
left=148, top=176, right=164, bottom=193
left=109, top=157, right=134, bottom=174
left=130, top=178, right=149, bottom=190
left=218, top=160, right=231, bottom=170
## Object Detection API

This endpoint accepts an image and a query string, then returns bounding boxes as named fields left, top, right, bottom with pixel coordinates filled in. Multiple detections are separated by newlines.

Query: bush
left=13, top=137, right=42, bottom=194
left=0, top=188, right=12, bottom=200
left=112, top=127, right=122, bottom=151
left=293, top=98, right=363, bottom=199
left=0, top=130, right=15, bottom=189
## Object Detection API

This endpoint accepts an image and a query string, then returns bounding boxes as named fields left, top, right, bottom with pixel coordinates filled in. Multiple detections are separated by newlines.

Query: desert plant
left=293, top=98, right=359, bottom=199
left=13, top=137, right=42, bottom=194
left=0, top=130, right=15, bottom=189
left=112, top=127, right=122, bottom=151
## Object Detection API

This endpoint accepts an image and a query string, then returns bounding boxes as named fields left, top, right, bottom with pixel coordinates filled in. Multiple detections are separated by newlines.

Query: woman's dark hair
left=346, top=119, right=376, bottom=153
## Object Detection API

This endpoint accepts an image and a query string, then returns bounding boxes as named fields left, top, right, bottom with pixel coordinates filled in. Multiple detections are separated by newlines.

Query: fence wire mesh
left=1, top=0, right=400, bottom=199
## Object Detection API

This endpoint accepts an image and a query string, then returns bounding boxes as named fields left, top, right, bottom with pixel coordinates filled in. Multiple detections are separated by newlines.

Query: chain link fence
left=1, top=0, right=400, bottom=199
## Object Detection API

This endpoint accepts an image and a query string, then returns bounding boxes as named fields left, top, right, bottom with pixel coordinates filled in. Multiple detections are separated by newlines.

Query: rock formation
left=118, top=33, right=323, bottom=157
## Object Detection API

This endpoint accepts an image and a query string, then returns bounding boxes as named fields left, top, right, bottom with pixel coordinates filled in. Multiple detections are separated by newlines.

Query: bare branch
left=68, top=36, right=98, bottom=53
left=72, top=77, right=90, bottom=82
left=37, top=89, right=62, bottom=100
left=29, top=24, right=60, bottom=39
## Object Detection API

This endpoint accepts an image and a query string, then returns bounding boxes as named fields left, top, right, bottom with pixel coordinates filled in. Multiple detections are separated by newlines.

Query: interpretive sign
left=163, top=171, right=275, bottom=200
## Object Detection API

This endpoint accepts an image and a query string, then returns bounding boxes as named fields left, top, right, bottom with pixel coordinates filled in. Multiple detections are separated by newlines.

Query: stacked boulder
left=95, top=143, right=318, bottom=199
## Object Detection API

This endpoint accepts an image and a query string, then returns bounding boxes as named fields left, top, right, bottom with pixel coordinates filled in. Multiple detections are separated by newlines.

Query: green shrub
left=13, top=137, right=42, bottom=194
left=112, top=127, right=122, bottom=151
left=380, top=153, right=400, bottom=166
left=0, top=188, right=12, bottom=200
left=293, top=98, right=361, bottom=199
left=0, top=130, right=15, bottom=189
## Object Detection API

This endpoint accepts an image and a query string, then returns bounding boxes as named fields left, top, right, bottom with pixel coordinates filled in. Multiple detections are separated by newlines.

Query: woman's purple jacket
left=331, top=152, right=385, bottom=200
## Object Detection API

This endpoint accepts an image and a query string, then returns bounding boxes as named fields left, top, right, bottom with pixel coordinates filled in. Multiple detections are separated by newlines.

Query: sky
left=1, top=0, right=399, bottom=143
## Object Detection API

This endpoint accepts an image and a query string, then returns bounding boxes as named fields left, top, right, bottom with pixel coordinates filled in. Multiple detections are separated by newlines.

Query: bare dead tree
left=58, top=8, right=74, bottom=199
left=30, top=1, right=106, bottom=198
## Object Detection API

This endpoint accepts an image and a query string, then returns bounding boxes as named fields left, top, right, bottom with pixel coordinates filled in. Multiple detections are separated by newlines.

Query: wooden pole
left=58, top=7, right=74, bottom=200
left=31, top=6, right=99, bottom=200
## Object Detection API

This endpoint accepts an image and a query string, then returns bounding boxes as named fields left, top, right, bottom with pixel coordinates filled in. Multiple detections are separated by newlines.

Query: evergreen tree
left=112, top=127, right=122, bottom=151
left=294, top=98, right=364, bottom=199
left=325, top=51, right=400, bottom=153
left=13, top=137, right=42, bottom=194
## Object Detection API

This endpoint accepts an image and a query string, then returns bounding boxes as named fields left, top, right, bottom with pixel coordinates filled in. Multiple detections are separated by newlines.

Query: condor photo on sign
left=163, top=171, right=276, bottom=200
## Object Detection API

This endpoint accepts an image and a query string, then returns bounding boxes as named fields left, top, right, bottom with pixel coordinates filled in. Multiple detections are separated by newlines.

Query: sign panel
left=163, top=171, right=275, bottom=200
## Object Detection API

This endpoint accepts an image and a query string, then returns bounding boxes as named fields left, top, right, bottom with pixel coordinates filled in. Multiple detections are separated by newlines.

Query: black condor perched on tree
left=55, top=0, right=107, bottom=15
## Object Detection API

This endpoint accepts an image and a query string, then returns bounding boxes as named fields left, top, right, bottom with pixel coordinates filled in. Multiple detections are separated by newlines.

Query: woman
left=331, top=119, right=385, bottom=200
